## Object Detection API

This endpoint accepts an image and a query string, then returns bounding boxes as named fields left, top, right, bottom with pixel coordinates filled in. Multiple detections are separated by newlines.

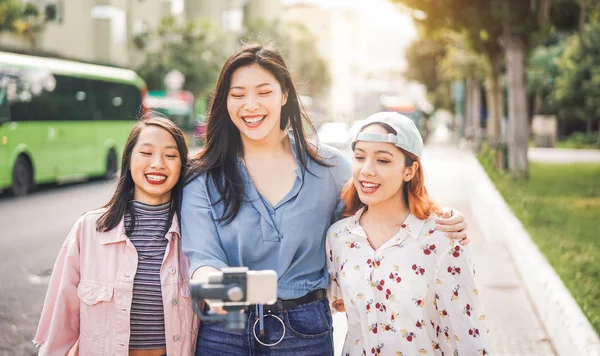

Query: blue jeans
left=195, top=297, right=334, bottom=356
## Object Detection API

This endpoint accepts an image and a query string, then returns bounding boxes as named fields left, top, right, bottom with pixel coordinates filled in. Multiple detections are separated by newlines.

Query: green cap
left=351, top=111, right=424, bottom=159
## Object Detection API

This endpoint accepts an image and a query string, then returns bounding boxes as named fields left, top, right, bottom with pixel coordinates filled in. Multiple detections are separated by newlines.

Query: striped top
left=124, top=200, right=170, bottom=350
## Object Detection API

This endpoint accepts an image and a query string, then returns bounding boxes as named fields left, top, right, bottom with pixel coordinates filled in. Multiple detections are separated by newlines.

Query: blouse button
left=173, top=335, right=180, bottom=342
left=169, top=267, right=176, bottom=274
left=172, top=298, right=178, bottom=306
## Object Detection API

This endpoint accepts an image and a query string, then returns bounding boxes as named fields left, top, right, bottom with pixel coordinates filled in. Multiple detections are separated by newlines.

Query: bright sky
left=283, top=0, right=417, bottom=37
left=173, top=0, right=417, bottom=37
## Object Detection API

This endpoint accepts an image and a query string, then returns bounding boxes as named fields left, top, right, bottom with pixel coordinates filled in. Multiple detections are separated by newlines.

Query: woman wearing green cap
left=327, top=111, right=490, bottom=356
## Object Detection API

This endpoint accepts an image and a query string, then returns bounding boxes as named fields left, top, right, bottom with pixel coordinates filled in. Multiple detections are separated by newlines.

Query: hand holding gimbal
left=190, top=267, right=277, bottom=330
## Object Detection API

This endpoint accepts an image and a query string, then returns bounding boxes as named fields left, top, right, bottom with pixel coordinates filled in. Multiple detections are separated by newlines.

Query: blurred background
left=0, top=0, right=599, bottom=355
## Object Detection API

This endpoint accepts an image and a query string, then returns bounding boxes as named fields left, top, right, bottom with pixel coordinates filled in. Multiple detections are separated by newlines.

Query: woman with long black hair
left=181, top=43, right=469, bottom=356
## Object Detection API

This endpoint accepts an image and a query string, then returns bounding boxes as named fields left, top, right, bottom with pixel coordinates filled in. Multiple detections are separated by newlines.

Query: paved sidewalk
left=529, top=147, right=600, bottom=163
left=332, top=139, right=557, bottom=355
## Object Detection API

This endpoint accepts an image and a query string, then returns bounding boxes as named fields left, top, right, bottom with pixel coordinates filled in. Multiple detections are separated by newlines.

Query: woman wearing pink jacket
left=34, top=116, right=198, bottom=356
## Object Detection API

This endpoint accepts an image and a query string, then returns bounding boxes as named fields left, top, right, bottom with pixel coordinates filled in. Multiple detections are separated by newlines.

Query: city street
left=0, top=180, right=116, bottom=356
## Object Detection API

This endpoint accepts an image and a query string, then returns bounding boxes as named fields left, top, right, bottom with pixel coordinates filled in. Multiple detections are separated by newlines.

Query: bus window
left=28, top=75, right=91, bottom=121
left=92, top=81, right=142, bottom=121
left=0, top=88, right=8, bottom=123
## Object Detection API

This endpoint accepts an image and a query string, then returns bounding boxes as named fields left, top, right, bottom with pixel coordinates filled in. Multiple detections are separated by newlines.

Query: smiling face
left=130, top=125, right=181, bottom=205
left=352, top=124, right=418, bottom=208
left=226, top=63, right=288, bottom=144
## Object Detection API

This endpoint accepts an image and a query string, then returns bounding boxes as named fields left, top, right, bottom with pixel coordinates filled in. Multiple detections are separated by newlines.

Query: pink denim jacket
left=33, top=208, right=199, bottom=356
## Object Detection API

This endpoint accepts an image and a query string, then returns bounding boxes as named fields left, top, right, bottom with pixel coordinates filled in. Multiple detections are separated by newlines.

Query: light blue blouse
left=181, top=134, right=351, bottom=299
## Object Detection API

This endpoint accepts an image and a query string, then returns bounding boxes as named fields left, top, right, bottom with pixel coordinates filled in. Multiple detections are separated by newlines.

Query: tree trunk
left=471, top=78, right=482, bottom=150
left=587, top=117, right=593, bottom=135
left=465, top=76, right=473, bottom=142
left=596, top=120, right=600, bottom=148
left=485, top=54, right=503, bottom=147
left=485, top=53, right=505, bottom=169
left=503, top=0, right=529, bottom=180
left=502, top=26, right=529, bottom=180
left=538, top=0, right=552, bottom=24
left=504, top=37, right=529, bottom=180
left=580, top=0, right=589, bottom=35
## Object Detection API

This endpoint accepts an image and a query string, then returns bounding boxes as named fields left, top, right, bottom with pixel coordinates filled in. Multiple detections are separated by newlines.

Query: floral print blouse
left=326, top=208, right=491, bottom=356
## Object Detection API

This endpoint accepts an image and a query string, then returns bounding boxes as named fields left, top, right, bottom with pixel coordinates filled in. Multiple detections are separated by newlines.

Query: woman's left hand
left=435, top=208, right=470, bottom=245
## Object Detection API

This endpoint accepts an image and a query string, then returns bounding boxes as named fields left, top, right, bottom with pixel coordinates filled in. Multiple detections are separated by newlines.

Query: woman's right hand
left=203, top=300, right=227, bottom=315
left=192, top=266, right=228, bottom=315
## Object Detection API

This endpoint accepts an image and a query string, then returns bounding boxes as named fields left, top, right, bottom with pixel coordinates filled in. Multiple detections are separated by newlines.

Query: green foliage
left=405, top=36, right=446, bottom=92
left=561, top=131, right=600, bottom=148
left=438, top=31, right=488, bottom=80
left=136, top=17, right=229, bottom=96
left=404, top=31, right=485, bottom=111
left=480, top=159, right=600, bottom=334
left=477, top=142, right=502, bottom=174
left=527, top=37, right=566, bottom=114
left=553, top=22, right=600, bottom=124
left=239, top=20, right=330, bottom=97
left=0, top=0, right=44, bottom=44
left=404, top=36, right=452, bottom=110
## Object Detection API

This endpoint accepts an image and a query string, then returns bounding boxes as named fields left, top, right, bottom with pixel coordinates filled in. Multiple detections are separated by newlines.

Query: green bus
left=0, top=51, right=148, bottom=196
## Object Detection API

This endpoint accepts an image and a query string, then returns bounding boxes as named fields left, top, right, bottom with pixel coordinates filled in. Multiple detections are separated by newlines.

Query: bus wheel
left=104, top=149, right=118, bottom=180
left=12, top=155, right=33, bottom=196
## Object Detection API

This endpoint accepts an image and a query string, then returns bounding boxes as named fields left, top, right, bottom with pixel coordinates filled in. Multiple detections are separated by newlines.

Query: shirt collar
left=345, top=207, right=427, bottom=241
left=100, top=213, right=180, bottom=245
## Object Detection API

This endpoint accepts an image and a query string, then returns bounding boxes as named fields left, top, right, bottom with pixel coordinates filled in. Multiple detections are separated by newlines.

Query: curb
left=465, top=151, right=600, bottom=356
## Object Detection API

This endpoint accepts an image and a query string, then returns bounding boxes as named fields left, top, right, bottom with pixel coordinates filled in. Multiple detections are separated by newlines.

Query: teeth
left=243, top=116, right=265, bottom=124
left=146, top=174, right=166, bottom=182
left=362, top=182, right=379, bottom=188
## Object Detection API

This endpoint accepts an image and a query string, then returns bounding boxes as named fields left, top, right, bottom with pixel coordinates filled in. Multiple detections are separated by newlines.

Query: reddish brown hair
left=341, top=125, right=438, bottom=220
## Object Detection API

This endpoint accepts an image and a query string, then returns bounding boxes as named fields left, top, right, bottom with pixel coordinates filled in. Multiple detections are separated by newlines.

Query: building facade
left=0, top=0, right=282, bottom=67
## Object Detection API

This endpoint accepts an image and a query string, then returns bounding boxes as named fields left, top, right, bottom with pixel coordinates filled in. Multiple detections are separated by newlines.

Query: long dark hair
left=187, top=43, right=327, bottom=224
left=96, top=114, right=189, bottom=235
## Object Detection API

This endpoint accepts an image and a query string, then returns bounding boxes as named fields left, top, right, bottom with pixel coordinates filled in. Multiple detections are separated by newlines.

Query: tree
left=0, top=0, right=45, bottom=47
left=240, top=19, right=330, bottom=98
left=553, top=22, right=600, bottom=146
left=404, top=36, right=452, bottom=112
left=527, top=37, right=565, bottom=115
left=392, top=0, right=505, bottom=165
left=392, top=0, right=556, bottom=179
left=135, top=17, right=229, bottom=96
